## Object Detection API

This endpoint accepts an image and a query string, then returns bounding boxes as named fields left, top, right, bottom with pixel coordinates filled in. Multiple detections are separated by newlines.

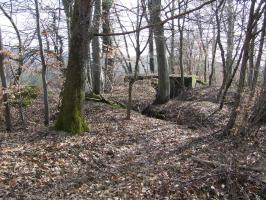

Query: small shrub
left=11, top=85, right=39, bottom=108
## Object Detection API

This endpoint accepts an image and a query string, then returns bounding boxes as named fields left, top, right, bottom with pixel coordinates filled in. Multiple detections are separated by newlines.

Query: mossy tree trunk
left=55, top=0, right=92, bottom=134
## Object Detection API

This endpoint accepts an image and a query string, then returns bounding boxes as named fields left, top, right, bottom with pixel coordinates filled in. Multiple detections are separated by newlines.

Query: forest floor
left=0, top=81, right=265, bottom=199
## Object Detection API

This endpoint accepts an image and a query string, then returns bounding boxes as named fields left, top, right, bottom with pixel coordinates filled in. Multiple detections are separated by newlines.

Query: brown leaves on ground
left=0, top=85, right=265, bottom=199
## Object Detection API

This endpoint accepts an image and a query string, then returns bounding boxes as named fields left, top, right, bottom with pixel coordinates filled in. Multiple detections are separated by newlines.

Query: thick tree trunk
left=92, top=0, right=102, bottom=95
left=34, top=0, right=49, bottom=126
left=151, top=0, right=170, bottom=104
left=55, top=0, right=92, bottom=134
left=0, top=28, right=12, bottom=131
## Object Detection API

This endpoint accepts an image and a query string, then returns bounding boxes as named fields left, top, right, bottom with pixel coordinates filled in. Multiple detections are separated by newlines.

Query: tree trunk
left=55, top=0, right=92, bottom=134
left=62, top=0, right=73, bottom=44
left=216, top=1, right=228, bottom=102
left=251, top=8, right=266, bottom=95
left=148, top=0, right=155, bottom=74
left=0, top=28, right=12, bottom=132
left=177, top=0, right=187, bottom=90
left=178, top=18, right=184, bottom=89
left=209, top=25, right=217, bottom=86
left=151, top=0, right=170, bottom=104
left=92, top=0, right=102, bottom=95
left=149, top=28, right=155, bottom=74
left=34, top=0, right=49, bottom=126
left=248, top=25, right=256, bottom=88
left=224, top=0, right=256, bottom=134
left=224, top=0, right=235, bottom=84
left=170, top=0, right=175, bottom=74
left=246, top=60, right=266, bottom=133
left=102, top=0, right=114, bottom=93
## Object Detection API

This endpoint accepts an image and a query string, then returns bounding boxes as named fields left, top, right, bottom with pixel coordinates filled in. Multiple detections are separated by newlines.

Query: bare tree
left=126, top=0, right=149, bottom=119
left=34, top=0, right=49, bottom=126
left=177, top=0, right=188, bottom=89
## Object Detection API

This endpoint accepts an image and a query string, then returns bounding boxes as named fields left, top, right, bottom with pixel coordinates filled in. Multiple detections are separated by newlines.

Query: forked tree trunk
left=55, top=0, right=92, bottom=134
left=0, top=28, right=12, bottom=131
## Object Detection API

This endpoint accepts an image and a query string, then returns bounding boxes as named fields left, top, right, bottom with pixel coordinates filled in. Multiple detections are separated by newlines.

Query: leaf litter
left=0, top=84, right=265, bottom=199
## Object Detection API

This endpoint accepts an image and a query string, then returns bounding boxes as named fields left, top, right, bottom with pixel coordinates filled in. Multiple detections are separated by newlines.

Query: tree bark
left=55, top=0, right=92, bottom=134
left=209, top=24, right=217, bottom=86
left=170, top=0, right=175, bottom=74
left=0, top=28, right=12, bottom=131
left=251, top=8, right=266, bottom=95
left=246, top=60, right=266, bottom=132
left=92, top=0, right=102, bottom=95
left=224, top=0, right=235, bottom=84
left=149, top=28, right=155, bottom=74
left=34, top=0, right=49, bottom=126
left=102, top=0, right=114, bottom=93
left=62, top=0, right=73, bottom=43
left=151, top=0, right=170, bottom=104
